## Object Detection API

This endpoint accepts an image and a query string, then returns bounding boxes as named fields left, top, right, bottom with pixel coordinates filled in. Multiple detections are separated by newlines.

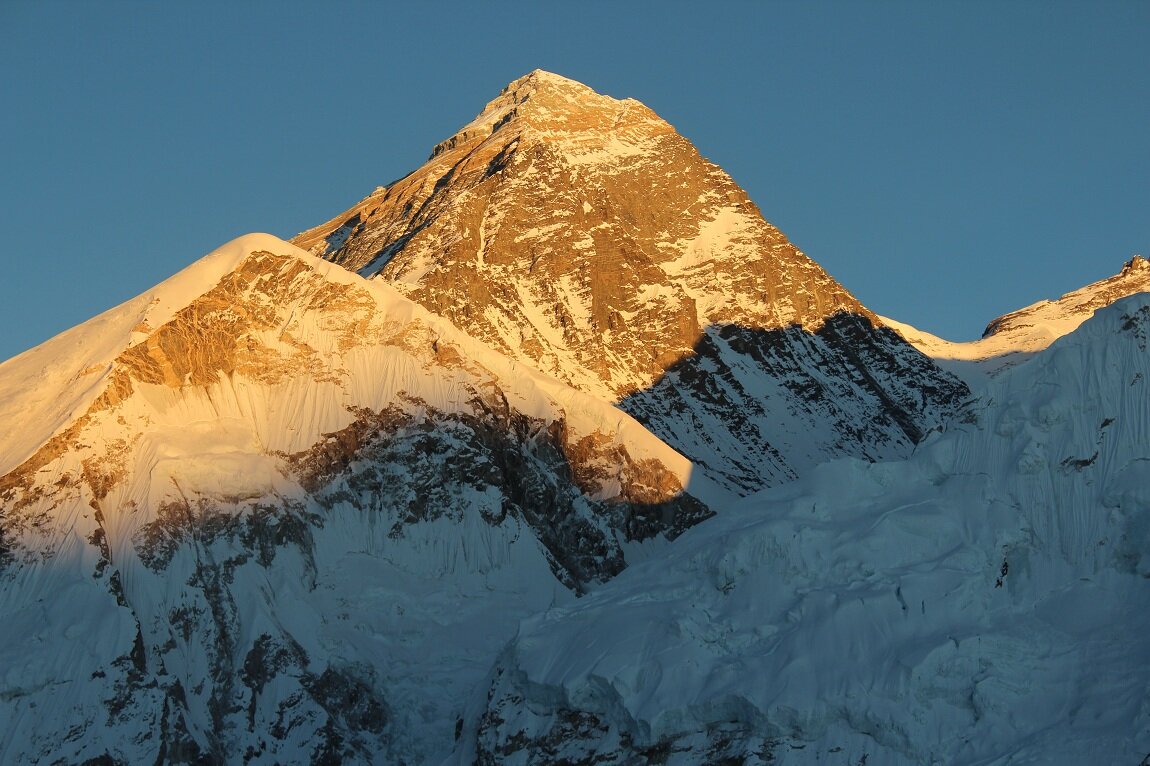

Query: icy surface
left=461, top=295, right=1150, bottom=764
left=0, top=233, right=712, bottom=765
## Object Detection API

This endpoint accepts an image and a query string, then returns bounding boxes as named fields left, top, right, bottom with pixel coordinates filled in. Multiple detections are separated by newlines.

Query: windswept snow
left=883, top=254, right=1150, bottom=387
left=463, top=294, right=1150, bottom=765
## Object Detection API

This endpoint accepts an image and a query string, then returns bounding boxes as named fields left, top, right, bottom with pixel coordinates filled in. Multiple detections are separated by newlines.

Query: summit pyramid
left=295, top=70, right=968, bottom=491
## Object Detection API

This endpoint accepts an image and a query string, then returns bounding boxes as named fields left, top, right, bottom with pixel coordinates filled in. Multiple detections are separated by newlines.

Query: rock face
left=620, top=313, right=966, bottom=490
left=295, top=70, right=967, bottom=492
left=0, top=235, right=708, bottom=765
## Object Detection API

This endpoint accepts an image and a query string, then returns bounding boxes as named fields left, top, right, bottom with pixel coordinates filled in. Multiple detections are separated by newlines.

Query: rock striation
left=0, top=235, right=707, bottom=764
left=295, top=70, right=967, bottom=492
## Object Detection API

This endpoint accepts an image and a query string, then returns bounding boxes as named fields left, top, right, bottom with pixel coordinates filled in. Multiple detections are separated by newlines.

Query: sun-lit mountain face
left=0, top=233, right=711, bottom=764
left=295, top=69, right=967, bottom=493
left=1, top=73, right=1147, bottom=765
left=883, top=255, right=1150, bottom=386
left=294, top=69, right=872, bottom=399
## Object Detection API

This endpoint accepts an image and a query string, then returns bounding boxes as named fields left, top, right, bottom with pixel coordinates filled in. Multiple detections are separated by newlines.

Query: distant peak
left=1122, top=254, right=1148, bottom=275
left=483, top=69, right=618, bottom=116
left=503, top=69, right=593, bottom=93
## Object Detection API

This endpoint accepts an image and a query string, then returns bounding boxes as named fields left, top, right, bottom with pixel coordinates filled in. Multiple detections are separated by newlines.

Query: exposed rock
left=285, top=401, right=709, bottom=590
left=295, top=70, right=967, bottom=491
left=0, top=233, right=709, bottom=764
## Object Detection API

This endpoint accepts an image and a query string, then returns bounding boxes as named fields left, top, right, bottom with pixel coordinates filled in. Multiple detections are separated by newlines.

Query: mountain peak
left=1121, top=254, right=1148, bottom=276
left=484, top=69, right=626, bottom=119
left=292, top=74, right=965, bottom=493
left=426, top=70, right=669, bottom=163
left=501, top=69, right=598, bottom=99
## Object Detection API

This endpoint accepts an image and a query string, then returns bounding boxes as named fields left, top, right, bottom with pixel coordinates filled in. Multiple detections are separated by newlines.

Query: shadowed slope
left=621, top=312, right=965, bottom=492
left=461, top=295, right=1150, bottom=766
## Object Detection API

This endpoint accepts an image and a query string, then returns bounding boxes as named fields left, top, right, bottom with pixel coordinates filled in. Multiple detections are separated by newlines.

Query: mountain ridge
left=882, top=254, right=1150, bottom=385
left=0, top=232, right=716, bottom=763
left=2, top=71, right=1143, bottom=765
left=292, top=71, right=967, bottom=493
left=463, top=292, right=1150, bottom=764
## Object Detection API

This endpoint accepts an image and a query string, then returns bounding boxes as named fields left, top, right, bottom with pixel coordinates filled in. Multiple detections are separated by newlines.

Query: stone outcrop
left=295, top=70, right=968, bottom=491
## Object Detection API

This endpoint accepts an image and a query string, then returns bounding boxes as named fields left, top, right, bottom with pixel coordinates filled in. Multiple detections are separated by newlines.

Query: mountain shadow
left=274, top=398, right=713, bottom=593
left=619, top=311, right=971, bottom=494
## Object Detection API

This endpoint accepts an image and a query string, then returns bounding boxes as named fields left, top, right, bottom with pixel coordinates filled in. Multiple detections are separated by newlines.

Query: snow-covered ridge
left=461, top=293, right=1150, bottom=764
left=0, top=233, right=695, bottom=486
left=0, top=234, right=280, bottom=476
left=0, top=232, right=717, bottom=764
left=883, top=254, right=1150, bottom=386
left=290, top=71, right=967, bottom=494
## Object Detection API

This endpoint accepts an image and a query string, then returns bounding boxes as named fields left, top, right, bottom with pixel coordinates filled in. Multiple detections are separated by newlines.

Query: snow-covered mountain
left=1, top=70, right=1146, bottom=766
left=0, top=234, right=714, bottom=764
left=884, top=254, right=1150, bottom=386
left=294, top=70, right=966, bottom=493
left=463, top=293, right=1150, bottom=765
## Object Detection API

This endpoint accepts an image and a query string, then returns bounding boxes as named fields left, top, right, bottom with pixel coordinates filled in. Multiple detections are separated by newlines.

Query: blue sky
left=1, top=1, right=1147, bottom=362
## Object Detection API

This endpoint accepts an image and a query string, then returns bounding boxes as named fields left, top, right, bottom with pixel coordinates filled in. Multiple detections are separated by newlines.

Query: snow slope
left=883, top=254, right=1150, bottom=387
left=463, top=294, right=1150, bottom=764
left=0, top=234, right=716, bottom=765
left=0, top=237, right=256, bottom=477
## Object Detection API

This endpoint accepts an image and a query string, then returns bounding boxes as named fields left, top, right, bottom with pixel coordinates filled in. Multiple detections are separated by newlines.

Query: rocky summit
left=295, top=70, right=967, bottom=492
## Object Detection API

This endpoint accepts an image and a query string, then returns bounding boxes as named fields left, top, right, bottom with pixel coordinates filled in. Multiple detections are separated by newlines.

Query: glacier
left=463, top=294, right=1150, bottom=764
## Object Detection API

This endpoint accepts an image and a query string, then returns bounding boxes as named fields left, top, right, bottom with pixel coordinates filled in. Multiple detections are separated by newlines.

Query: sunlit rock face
left=0, top=235, right=707, bottom=765
left=296, top=70, right=968, bottom=492
left=294, top=70, right=888, bottom=397
left=1, top=72, right=1144, bottom=766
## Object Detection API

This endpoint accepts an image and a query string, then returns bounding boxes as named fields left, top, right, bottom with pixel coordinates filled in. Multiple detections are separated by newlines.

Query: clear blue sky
left=2, top=1, right=1147, bottom=362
